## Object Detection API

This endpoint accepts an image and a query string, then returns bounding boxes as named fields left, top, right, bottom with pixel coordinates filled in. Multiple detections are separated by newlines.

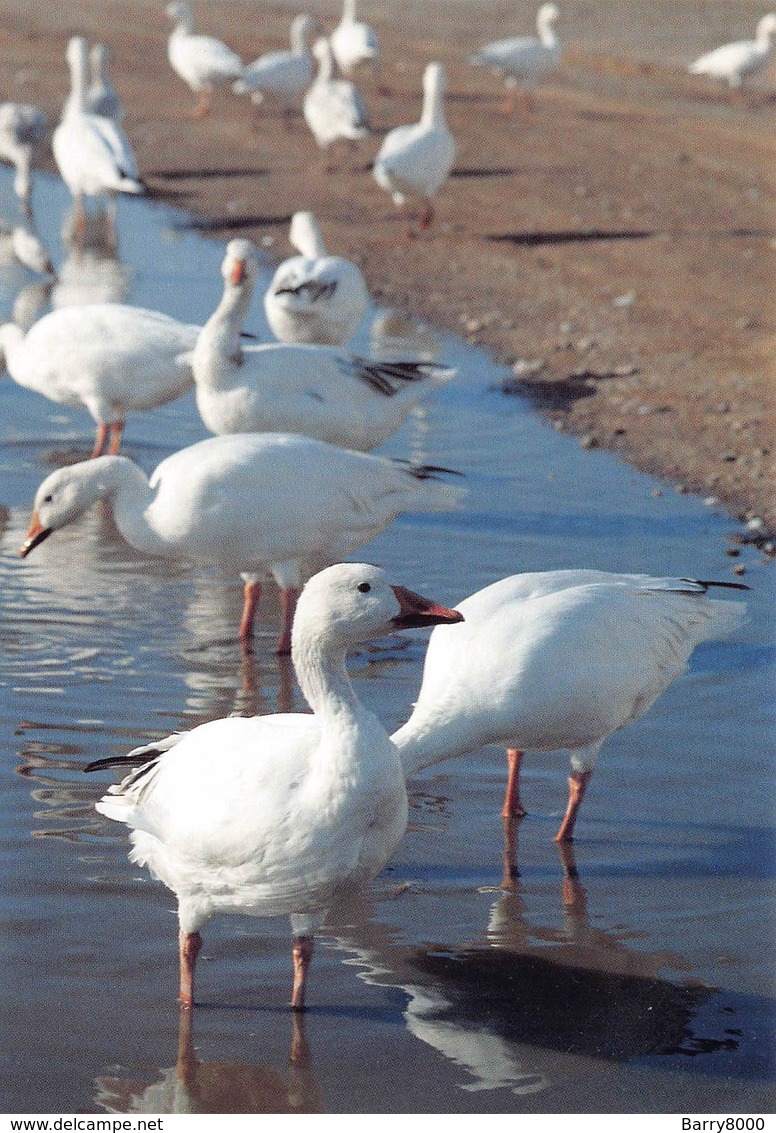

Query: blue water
left=0, top=168, right=773, bottom=1114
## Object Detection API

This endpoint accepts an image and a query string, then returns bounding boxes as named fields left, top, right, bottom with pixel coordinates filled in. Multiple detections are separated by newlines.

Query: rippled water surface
left=0, top=170, right=773, bottom=1114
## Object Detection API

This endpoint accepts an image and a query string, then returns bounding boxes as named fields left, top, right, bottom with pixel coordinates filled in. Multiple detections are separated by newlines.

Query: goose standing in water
left=233, top=14, right=318, bottom=120
left=83, top=563, right=464, bottom=1009
left=264, top=211, right=369, bottom=345
left=166, top=1, right=244, bottom=119
left=469, top=2, right=561, bottom=112
left=688, top=14, right=776, bottom=95
left=190, top=239, right=455, bottom=451
left=0, top=303, right=200, bottom=456
left=392, top=570, right=747, bottom=841
left=0, top=102, right=48, bottom=207
left=373, top=62, right=456, bottom=237
left=19, top=434, right=465, bottom=653
left=53, top=37, right=143, bottom=229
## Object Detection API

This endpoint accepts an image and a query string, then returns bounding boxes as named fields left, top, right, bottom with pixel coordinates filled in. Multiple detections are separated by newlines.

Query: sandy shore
left=3, top=0, right=774, bottom=538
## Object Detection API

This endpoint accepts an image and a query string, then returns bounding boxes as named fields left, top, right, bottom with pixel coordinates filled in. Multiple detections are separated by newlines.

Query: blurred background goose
left=264, top=210, right=369, bottom=345
left=87, top=43, right=125, bottom=123
left=688, top=13, right=776, bottom=93
left=330, top=0, right=386, bottom=93
left=165, top=1, right=244, bottom=118
left=373, top=62, right=456, bottom=237
left=234, top=14, right=318, bottom=119
left=469, top=2, right=561, bottom=111
left=303, top=37, right=370, bottom=163
left=0, top=101, right=48, bottom=207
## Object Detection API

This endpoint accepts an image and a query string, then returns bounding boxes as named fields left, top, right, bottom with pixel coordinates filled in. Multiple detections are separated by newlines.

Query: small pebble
left=703, top=496, right=720, bottom=507
left=733, top=564, right=747, bottom=576
left=613, top=291, right=636, bottom=308
left=746, top=517, right=765, bottom=532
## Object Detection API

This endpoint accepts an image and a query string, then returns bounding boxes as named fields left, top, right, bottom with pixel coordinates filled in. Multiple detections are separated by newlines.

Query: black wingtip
left=681, top=577, right=751, bottom=592
left=84, top=752, right=159, bottom=774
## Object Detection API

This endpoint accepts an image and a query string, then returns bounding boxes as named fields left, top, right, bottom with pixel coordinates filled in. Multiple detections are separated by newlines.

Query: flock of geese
left=2, top=2, right=759, bottom=1011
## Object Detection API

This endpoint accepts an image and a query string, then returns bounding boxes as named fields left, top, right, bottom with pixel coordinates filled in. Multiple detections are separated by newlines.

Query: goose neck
left=292, top=633, right=357, bottom=722
left=99, top=458, right=164, bottom=554
left=316, top=45, right=335, bottom=83
left=538, top=14, right=560, bottom=47
left=67, top=46, right=89, bottom=115
left=199, top=281, right=251, bottom=368
left=421, top=78, right=447, bottom=128
left=757, top=20, right=776, bottom=48
left=341, top=0, right=358, bottom=25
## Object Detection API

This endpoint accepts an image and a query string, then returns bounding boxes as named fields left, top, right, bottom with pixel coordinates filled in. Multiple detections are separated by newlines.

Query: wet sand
left=2, top=0, right=774, bottom=535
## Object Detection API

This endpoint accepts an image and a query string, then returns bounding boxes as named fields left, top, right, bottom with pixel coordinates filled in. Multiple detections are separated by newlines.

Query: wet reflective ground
left=0, top=170, right=773, bottom=1113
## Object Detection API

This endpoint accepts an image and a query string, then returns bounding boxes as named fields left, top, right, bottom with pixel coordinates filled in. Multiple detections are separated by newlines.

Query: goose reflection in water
left=53, top=203, right=131, bottom=308
left=94, top=1010, right=324, bottom=1115
left=327, top=821, right=731, bottom=1098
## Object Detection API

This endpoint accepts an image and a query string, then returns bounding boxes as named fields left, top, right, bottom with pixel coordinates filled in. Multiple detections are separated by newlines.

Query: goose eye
left=357, top=582, right=371, bottom=593
left=43, top=493, right=53, bottom=503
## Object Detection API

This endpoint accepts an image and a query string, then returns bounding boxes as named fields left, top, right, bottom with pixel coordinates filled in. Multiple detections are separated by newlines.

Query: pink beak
left=19, top=509, right=52, bottom=558
left=230, top=259, right=246, bottom=286
left=390, top=585, right=464, bottom=629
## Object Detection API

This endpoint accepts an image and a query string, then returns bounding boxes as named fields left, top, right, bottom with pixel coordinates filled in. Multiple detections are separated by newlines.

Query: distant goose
left=53, top=37, right=143, bottom=223
left=373, top=62, right=456, bottom=236
left=0, top=303, right=199, bottom=456
left=392, top=570, right=748, bottom=842
left=87, top=43, right=125, bottom=123
left=191, top=238, right=454, bottom=451
left=233, top=14, right=318, bottom=115
left=20, top=439, right=465, bottom=654
left=0, top=102, right=48, bottom=205
left=688, top=14, right=776, bottom=92
left=264, top=210, right=369, bottom=345
left=83, top=563, right=463, bottom=1010
left=469, top=2, right=561, bottom=111
left=166, top=1, right=244, bottom=119
left=303, top=37, right=370, bottom=161
left=331, top=0, right=386, bottom=92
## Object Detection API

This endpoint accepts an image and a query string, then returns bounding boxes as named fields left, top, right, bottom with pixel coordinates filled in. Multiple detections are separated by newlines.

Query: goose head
left=757, top=13, right=776, bottom=41
left=221, top=238, right=259, bottom=290
left=19, top=460, right=115, bottom=557
left=538, top=3, right=560, bottom=26
left=166, top=2, right=193, bottom=30
left=293, top=563, right=463, bottom=652
left=291, top=13, right=319, bottom=50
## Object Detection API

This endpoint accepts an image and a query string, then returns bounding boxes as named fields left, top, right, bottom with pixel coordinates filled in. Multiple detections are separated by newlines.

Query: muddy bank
left=3, top=0, right=774, bottom=533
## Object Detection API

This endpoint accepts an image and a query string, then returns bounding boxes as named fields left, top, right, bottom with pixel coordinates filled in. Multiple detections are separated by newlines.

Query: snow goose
left=19, top=434, right=465, bottom=653
left=330, top=0, right=386, bottom=92
left=392, top=570, right=748, bottom=842
left=688, top=14, right=776, bottom=93
left=264, top=210, right=369, bottom=345
left=233, top=14, right=318, bottom=116
left=373, top=62, right=456, bottom=236
left=0, top=303, right=199, bottom=456
left=166, top=1, right=244, bottom=119
left=191, top=238, right=454, bottom=451
left=53, top=37, right=143, bottom=225
left=0, top=219, right=55, bottom=277
left=469, top=2, right=561, bottom=111
left=303, top=37, right=370, bottom=163
left=87, top=43, right=125, bottom=123
left=81, top=562, right=463, bottom=1008
left=0, top=102, right=48, bottom=206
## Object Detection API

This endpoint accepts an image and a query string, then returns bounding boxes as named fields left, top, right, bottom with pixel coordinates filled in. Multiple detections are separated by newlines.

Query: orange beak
left=19, top=510, right=52, bottom=558
left=230, top=258, right=246, bottom=286
left=390, top=585, right=464, bottom=629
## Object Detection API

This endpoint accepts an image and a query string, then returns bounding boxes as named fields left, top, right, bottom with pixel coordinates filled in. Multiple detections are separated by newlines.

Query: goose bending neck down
left=84, top=563, right=463, bottom=1009
left=191, top=239, right=455, bottom=450
left=19, top=433, right=466, bottom=653
left=391, top=570, right=748, bottom=842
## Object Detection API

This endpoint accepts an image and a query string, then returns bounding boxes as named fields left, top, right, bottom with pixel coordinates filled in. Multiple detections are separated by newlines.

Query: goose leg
left=178, top=929, right=202, bottom=1009
left=191, top=90, right=212, bottom=120
left=91, top=423, right=110, bottom=458
left=277, top=587, right=300, bottom=655
left=107, top=421, right=124, bottom=455
left=239, top=579, right=262, bottom=645
left=418, top=200, right=434, bottom=231
left=555, top=769, right=592, bottom=843
left=291, top=934, right=314, bottom=1011
left=501, top=748, right=527, bottom=818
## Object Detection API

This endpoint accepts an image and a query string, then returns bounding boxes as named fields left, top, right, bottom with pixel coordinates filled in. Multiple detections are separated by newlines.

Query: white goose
left=0, top=220, right=55, bottom=277
left=53, top=37, right=143, bottom=222
left=303, top=37, right=370, bottom=158
left=264, top=210, right=369, bottom=345
left=19, top=433, right=465, bottom=653
left=87, top=43, right=125, bottom=124
left=373, top=62, right=456, bottom=236
left=688, top=14, right=776, bottom=91
left=233, top=14, right=318, bottom=113
left=392, top=570, right=748, bottom=842
left=82, top=563, right=462, bottom=1010
left=0, top=303, right=199, bottom=456
left=0, top=102, right=48, bottom=206
left=191, top=238, right=454, bottom=451
left=469, top=2, right=561, bottom=111
left=330, top=0, right=384, bottom=91
left=166, top=2, right=244, bottom=119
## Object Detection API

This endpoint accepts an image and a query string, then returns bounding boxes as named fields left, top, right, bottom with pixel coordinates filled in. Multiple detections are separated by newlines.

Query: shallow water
left=0, top=169, right=773, bottom=1114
